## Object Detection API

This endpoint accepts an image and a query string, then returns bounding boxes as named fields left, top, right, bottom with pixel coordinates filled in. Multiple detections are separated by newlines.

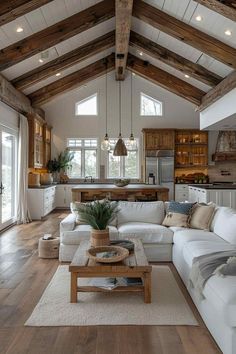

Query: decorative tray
left=87, top=246, right=129, bottom=263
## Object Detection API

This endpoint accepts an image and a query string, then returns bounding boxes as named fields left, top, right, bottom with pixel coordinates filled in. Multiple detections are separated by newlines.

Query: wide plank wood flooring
left=0, top=210, right=221, bottom=354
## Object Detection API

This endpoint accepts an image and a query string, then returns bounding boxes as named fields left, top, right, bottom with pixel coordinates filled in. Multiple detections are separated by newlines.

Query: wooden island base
left=71, top=184, right=169, bottom=202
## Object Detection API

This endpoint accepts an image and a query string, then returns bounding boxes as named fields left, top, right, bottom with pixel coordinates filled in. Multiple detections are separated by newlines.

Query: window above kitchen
left=75, top=93, right=98, bottom=116
left=140, top=92, right=163, bottom=116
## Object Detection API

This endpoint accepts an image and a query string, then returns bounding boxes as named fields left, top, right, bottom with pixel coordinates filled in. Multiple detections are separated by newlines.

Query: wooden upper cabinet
left=43, top=124, right=52, bottom=167
left=143, top=129, right=175, bottom=150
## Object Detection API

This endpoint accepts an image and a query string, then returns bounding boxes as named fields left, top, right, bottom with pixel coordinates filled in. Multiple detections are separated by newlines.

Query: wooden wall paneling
left=13, top=31, right=115, bottom=90
left=0, top=0, right=115, bottom=71
left=115, top=0, right=133, bottom=80
left=127, top=54, right=205, bottom=105
left=129, top=31, right=222, bottom=87
left=133, top=0, right=236, bottom=69
left=29, top=53, right=115, bottom=106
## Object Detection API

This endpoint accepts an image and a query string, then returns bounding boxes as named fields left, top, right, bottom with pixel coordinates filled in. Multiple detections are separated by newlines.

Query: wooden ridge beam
left=129, top=31, right=221, bottom=87
left=193, top=0, right=236, bottom=22
left=115, top=0, right=133, bottom=80
left=127, top=53, right=205, bottom=106
left=0, top=0, right=54, bottom=26
left=29, top=53, right=115, bottom=106
left=0, top=0, right=115, bottom=72
left=198, top=69, right=236, bottom=111
left=13, top=31, right=115, bottom=90
left=133, top=0, right=236, bottom=69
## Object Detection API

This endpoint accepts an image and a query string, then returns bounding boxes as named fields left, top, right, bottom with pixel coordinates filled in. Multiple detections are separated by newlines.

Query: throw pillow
left=189, top=203, right=215, bottom=231
left=162, top=201, right=195, bottom=228
left=70, top=202, right=85, bottom=224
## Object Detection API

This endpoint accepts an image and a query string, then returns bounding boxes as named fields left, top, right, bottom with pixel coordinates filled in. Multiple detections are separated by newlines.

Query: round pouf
left=38, top=237, right=60, bottom=259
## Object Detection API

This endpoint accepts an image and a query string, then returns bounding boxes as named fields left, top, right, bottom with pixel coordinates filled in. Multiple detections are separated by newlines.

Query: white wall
left=0, top=101, right=18, bottom=131
left=43, top=71, right=200, bottom=167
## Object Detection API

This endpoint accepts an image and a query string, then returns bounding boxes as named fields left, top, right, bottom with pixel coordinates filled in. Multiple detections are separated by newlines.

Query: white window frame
left=140, top=92, right=163, bottom=116
left=106, top=138, right=140, bottom=179
left=67, top=138, right=99, bottom=178
left=75, top=93, right=98, bottom=116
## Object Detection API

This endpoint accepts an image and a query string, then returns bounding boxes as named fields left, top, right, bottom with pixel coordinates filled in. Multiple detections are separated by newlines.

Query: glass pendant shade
left=127, top=133, right=136, bottom=150
left=101, top=133, right=110, bottom=151
left=113, top=133, right=127, bottom=156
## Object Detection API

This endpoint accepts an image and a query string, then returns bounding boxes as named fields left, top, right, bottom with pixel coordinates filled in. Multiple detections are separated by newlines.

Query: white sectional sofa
left=60, top=201, right=236, bottom=354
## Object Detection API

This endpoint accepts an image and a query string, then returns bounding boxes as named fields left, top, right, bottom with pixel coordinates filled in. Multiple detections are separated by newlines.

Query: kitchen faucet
left=84, top=176, right=94, bottom=183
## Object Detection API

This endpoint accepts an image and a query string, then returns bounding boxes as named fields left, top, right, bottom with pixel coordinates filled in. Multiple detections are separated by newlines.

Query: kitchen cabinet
left=188, top=186, right=236, bottom=208
left=142, top=129, right=175, bottom=150
left=44, top=124, right=52, bottom=167
left=55, top=185, right=73, bottom=208
left=28, top=186, right=56, bottom=220
left=175, top=130, right=208, bottom=168
left=175, top=184, right=189, bottom=202
left=28, top=113, right=45, bottom=168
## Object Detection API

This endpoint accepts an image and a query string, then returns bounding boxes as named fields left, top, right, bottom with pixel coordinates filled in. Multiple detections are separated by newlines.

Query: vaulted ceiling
left=0, top=0, right=235, bottom=111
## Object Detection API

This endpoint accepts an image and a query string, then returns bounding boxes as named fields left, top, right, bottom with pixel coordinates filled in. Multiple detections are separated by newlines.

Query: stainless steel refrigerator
left=145, top=150, right=174, bottom=200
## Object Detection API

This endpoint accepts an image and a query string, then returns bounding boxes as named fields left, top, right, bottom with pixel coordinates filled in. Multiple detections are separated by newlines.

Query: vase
left=90, top=229, right=110, bottom=247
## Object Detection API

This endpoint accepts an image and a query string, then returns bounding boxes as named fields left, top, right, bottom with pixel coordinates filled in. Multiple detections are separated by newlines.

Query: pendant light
left=101, top=60, right=110, bottom=151
left=128, top=72, right=136, bottom=150
left=113, top=81, right=127, bottom=156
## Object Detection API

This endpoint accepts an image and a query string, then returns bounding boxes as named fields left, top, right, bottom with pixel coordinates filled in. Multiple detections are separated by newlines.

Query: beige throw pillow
left=189, top=203, right=215, bottom=230
left=162, top=212, right=189, bottom=228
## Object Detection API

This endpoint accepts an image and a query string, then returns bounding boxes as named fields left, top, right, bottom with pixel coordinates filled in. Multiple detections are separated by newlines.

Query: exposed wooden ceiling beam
left=115, top=0, right=133, bottom=80
left=0, top=0, right=115, bottom=72
left=29, top=53, right=115, bottom=106
left=0, top=0, right=54, bottom=26
left=127, top=53, right=205, bottom=105
left=133, top=0, right=236, bottom=69
left=13, top=31, right=115, bottom=90
left=198, top=69, right=236, bottom=111
left=129, top=31, right=222, bottom=87
left=193, top=0, right=236, bottom=22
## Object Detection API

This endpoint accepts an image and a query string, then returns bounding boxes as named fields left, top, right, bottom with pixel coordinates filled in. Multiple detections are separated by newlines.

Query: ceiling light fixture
left=39, top=58, right=44, bottom=63
left=16, top=27, right=23, bottom=33
left=195, top=15, right=202, bottom=21
left=225, top=29, right=232, bottom=36
left=185, top=74, right=190, bottom=78
left=113, top=81, right=127, bottom=157
left=101, top=59, right=110, bottom=152
left=128, top=72, right=136, bottom=150
left=139, top=51, right=143, bottom=56
left=55, top=72, right=61, bottom=77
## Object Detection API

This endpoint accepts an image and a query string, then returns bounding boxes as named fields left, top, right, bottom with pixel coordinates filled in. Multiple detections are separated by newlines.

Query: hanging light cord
left=105, top=61, right=108, bottom=135
left=119, top=80, right=121, bottom=136
left=131, top=73, right=133, bottom=135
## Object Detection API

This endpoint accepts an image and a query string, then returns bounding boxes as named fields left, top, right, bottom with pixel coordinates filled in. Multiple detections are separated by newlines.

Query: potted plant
left=47, top=149, right=74, bottom=182
left=76, top=200, right=119, bottom=246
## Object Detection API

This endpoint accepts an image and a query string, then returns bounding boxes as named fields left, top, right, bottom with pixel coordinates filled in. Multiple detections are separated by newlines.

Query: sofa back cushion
left=162, top=201, right=195, bottom=228
left=212, top=207, right=236, bottom=244
left=117, top=201, right=164, bottom=225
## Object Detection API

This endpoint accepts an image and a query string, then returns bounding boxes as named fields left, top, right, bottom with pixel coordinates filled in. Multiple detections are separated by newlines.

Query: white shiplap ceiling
left=0, top=0, right=235, bottom=100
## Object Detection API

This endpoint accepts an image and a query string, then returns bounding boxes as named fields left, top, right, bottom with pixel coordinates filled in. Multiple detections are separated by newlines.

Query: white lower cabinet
left=55, top=185, right=73, bottom=208
left=28, top=186, right=56, bottom=220
left=175, top=184, right=189, bottom=202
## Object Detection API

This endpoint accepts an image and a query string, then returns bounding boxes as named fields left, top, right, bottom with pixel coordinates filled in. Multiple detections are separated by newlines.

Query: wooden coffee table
left=69, top=238, right=152, bottom=304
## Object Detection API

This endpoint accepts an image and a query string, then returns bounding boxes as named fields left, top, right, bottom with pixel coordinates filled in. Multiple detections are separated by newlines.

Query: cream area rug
left=25, top=265, right=198, bottom=326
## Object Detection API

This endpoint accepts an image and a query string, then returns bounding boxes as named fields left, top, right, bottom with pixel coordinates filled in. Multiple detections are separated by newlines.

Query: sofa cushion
left=61, top=225, right=118, bottom=245
left=182, top=241, right=236, bottom=268
left=117, top=201, right=164, bottom=225
left=117, top=222, right=173, bottom=243
left=60, top=213, right=76, bottom=232
left=212, top=207, right=236, bottom=245
left=189, top=203, right=215, bottom=231
left=173, top=229, right=225, bottom=250
left=162, top=201, right=195, bottom=228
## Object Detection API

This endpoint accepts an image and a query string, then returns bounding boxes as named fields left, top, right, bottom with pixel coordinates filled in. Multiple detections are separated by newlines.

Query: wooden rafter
left=0, top=0, right=54, bottom=26
left=29, top=54, right=115, bottom=106
left=193, top=0, right=236, bottom=22
left=133, top=0, right=236, bottom=68
left=13, top=31, right=115, bottom=90
left=115, top=0, right=133, bottom=80
left=198, top=69, right=236, bottom=111
left=129, top=31, right=221, bottom=87
left=0, top=0, right=115, bottom=72
left=127, top=53, right=205, bottom=105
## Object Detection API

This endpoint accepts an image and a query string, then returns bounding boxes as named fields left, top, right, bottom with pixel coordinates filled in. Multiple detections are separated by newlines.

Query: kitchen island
left=71, top=184, right=169, bottom=202
left=188, top=184, right=236, bottom=208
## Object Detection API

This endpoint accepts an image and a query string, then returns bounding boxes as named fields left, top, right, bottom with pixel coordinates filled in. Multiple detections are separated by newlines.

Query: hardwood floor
left=0, top=210, right=221, bottom=354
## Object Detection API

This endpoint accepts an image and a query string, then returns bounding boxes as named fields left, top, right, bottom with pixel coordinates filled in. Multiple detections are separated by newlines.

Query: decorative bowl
left=114, top=179, right=130, bottom=187
left=87, top=246, right=129, bottom=263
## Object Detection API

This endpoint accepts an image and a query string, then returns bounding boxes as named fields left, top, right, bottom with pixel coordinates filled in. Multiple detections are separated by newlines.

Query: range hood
left=213, top=131, right=236, bottom=162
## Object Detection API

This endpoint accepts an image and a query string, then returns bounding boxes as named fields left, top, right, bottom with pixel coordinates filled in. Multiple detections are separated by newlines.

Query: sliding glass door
left=0, top=126, right=17, bottom=230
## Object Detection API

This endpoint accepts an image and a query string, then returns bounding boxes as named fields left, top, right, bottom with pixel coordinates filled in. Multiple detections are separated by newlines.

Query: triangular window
left=140, top=92, right=162, bottom=116
left=75, top=93, right=98, bottom=116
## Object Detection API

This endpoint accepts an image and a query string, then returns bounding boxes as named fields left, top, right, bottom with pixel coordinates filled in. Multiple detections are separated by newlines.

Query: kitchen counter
left=71, top=184, right=169, bottom=202
left=189, top=184, right=236, bottom=190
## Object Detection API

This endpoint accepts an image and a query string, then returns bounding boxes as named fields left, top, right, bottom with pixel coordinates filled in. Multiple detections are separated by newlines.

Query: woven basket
left=87, top=246, right=129, bottom=263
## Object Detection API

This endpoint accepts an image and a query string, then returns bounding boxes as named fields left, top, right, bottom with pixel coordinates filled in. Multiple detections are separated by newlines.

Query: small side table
left=38, top=237, right=60, bottom=259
